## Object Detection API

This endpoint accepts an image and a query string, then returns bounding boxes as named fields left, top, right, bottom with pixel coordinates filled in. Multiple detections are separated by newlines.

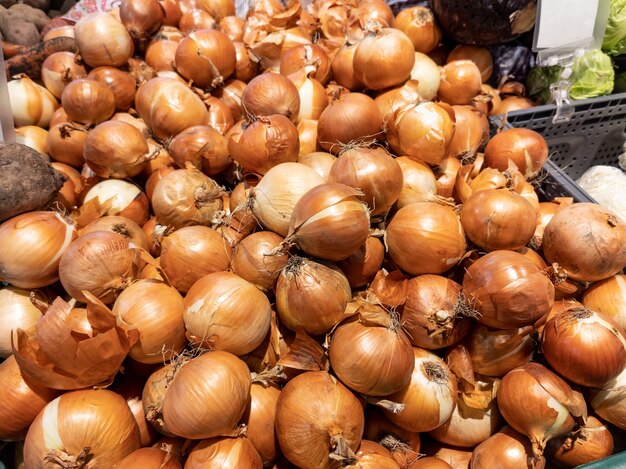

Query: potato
left=0, top=10, right=41, bottom=45
left=9, top=4, right=50, bottom=31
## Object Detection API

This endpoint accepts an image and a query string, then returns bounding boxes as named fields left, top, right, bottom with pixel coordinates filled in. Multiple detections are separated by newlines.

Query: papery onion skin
left=344, top=440, right=401, bottom=469
left=409, top=457, right=453, bottom=468
left=298, top=152, right=337, bottom=181
left=0, top=356, right=59, bottom=441
left=374, top=80, right=423, bottom=124
left=484, top=128, right=548, bottom=179
left=185, top=436, right=262, bottom=468
left=74, top=12, right=134, bottom=67
left=162, top=351, right=251, bottom=439
left=541, top=307, right=626, bottom=388
left=394, top=157, right=445, bottom=209
left=23, top=389, right=141, bottom=469
left=447, top=45, right=493, bottom=82
left=120, top=0, right=165, bottom=42
left=470, top=427, right=546, bottom=469
left=590, top=365, right=626, bottom=430
left=362, top=410, right=421, bottom=468
left=545, top=416, right=613, bottom=468
left=275, top=371, right=364, bottom=469
left=468, top=324, right=535, bottom=377
left=0, top=211, right=76, bottom=289
left=231, top=231, right=288, bottom=291
left=446, top=105, right=488, bottom=159
left=281, top=44, right=332, bottom=85
left=385, top=202, right=466, bottom=276
left=542, top=203, right=626, bottom=282
left=583, top=275, right=626, bottom=329
left=331, top=43, right=363, bottom=91
left=169, top=125, right=231, bottom=176
left=83, top=179, right=150, bottom=226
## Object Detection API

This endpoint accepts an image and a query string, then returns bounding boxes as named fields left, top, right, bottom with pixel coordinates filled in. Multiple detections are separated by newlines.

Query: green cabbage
left=603, top=0, right=626, bottom=56
left=569, top=49, right=615, bottom=99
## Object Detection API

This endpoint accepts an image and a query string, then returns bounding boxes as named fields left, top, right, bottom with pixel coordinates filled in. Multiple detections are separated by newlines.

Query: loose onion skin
left=169, top=125, right=231, bottom=176
left=24, top=389, right=141, bottom=469
left=231, top=231, right=288, bottom=290
left=163, top=351, right=251, bottom=440
left=83, top=179, right=150, bottom=226
left=281, top=44, right=332, bottom=85
left=393, top=6, right=442, bottom=54
left=385, top=202, right=466, bottom=276
left=242, top=72, right=301, bottom=122
left=446, top=105, right=488, bottom=159
left=541, top=307, right=626, bottom=388
left=175, top=29, right=236, bottom=88
left=363, top=410, right=421, bottom=468
left=0, top=211, right=76, bottom=289
left=468, top=324, right=535, bottom=377
left=583, top=275, right=626, bottom=329
left=590, top=366, right=626, bottom=430
left=470, top=427, right=546, bottom=469
left=545, top=416, right=613, bottom=468
left=74, top=12, right=134, bottom=67
left=462, top=250, right=554, bottom=329
left=185, top=436, right=262, bottom=468
left=276, top=256, right=351, bottom=335
left=542, top=203, right=626, bottom=282
left=41, top=52, right=87, bottom=99
left=460, top=189, right=537, bottom=251
left=275, top=371, right=365, bottom=469
left=484, top=128, right=549, bottom=179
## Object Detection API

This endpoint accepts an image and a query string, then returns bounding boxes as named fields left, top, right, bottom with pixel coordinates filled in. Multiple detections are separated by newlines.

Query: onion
left=185, top=437, right=262, bottom=468
left=146, top=39, right=178, bottom=72
left=318, top=92, right=382, bottom=154
left=231, top=231, right=288, bottom=290
left=287, top=67, right=328, bottom=123
left=276, top=371, right=364, bottom=468
left=241, top=72, right=300, bottom=122
left=467, top=325, right=534, bottom=377
left=0, top=355, right=58, bottom=441
left=49, top=106, right=69, bottom=127
left=152, top=168, right=223, bottom=229
left=409, top=52, right=441, bottom=101
left=470, top=427, right=546, bottom=468
left=160, top=225, right=232, bottom=292
left=329, top=301, right=414, bottom=396
left=328, top=146, right=402, bottom=216
left=184, top=271, right=271, bottom=354
left=142, top=363, right=175, bottom=436
left=385, top=348, right=458, bottom=433
left=175, top=29, right=236, bottom=88
left=298, top=151, right=336, bottom=180
left=331, top=42, right=363, bottom=91
left=583, top=274, right=626, bottom=329
left=392, top=6, right=441, bottom=54
left=0, top=211, right=76, bottom=289
left=543, top=203, right=626, bottom=282
left=59, top=231, right=146, bottom=303
left=494, top=96, right=535, bottom=115
left=24, top=389, right=140, bottom=467
left=47, top=123, right=87, bottom=166
left=233, top=41, right=258, bottom=82
left=215, top=79, right=247, bottom=121
left=198, top=0, right=234, bottom=19
left=343, top=441, right=401, bottom=469
left=462, top=250, right=554, bottom=329
left=276, top=256, right=351, bottom=335
left=363, top=410, right=421, bottom=468
left=460, top=189, right=537, bottom=251
left=242, top=382, right=281, bottom=465
left=484, top=128, right=549, bottom=178
left=112, top=112, right=151, bottom=139
left=81, top=216, right=149, bottom=251
left=286, top=183, right=370, bottom=261
left=590, top=366, right=626, bottom=429
left=120, top=0, right=164, bottom=43
left=61, top=79, right=116, bottom=126
left=83, top=179, right=150, bottom=226
left=162, top=351, right=250, bottom=439
left=204, top=96, right=235, bottom=134
left=43, top=25, right=75, bottom=41
left=349, top=0, right=394, bottom=31
left=395, top=157, right=454, bottom=208
left=74, top=12, right=134, bottom=67
left=220, top=15, right=245, bottom=41
left=281, top=44, right=332, bottom=85
left=251, top=162, right=325, bottom=236
left=541, top=307, right=626, bottom=387
left=353, top=27, right=415, bottom=90
left=402, top=275, right=470, bottom=350
left=435, top=157, right=461, bottom=199
left=446, top=106, right=488, bottom=159
left=497, top=363, right=587, bottom=457
left=386, top=102, right=455, bottom=165
left=0, top=287, right=43, bottom=358
left=169, top=125, right=231, bottom=176
left=135, top=77, right=209, bottom=139
left=228, top=114, right=300, bottom=174
left=409, top=457, right=453, bottom=468
left=41, top=52, right=87, bottom=99
left=447, top=46, right=493, bottom=82
left=298, top=119, right=322, bottom=155
left=336, top=236, right=385, bottom=289
left=545, top=416, right=613, bottom=468
left=15, top=126, right=49, bottom=157
left=87, top=66, right=137, bottom=111
left=438, top=61, right=482, bottom=106
left=7, top=76, right=58, bottom=128
left=146, top=166, right=177, bottom=203
left=115, top=447, right=181, bottom=468
left=385, top=202, right=466, bottom=276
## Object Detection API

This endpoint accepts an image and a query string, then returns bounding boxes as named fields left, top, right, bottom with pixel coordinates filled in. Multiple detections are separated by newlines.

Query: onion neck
left=328, top=434, right=357, bottom=465
left=44, top=448, right=93, bottom=469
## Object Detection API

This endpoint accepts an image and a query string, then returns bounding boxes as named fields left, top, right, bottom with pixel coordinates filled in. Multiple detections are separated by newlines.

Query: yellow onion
left=83, top=179, right=150, bottom=226
left=276, top=371, right=364, bottom=468
left=331, top=42, right=363, bottom=91
left=142, top=363, right=175, bottom=436
left=402, top=275, right=471, bottom=350
left=438, top=61, right=482, bottom=106
left=542, top=307, right=626, bottom=388
left=543, top=203, right=626, bottom=282
left=61, top=79, right=116, bottom=126
left=317, top=92, right=382, bottom=154
left=251, top=162, right=325, bottom=236
left=49, top=106, right=69, bottom=127
left=353, top=27, right=415, bottom=90
left=74, top=12, right=134, bottom=67
left=7, top=76, right=58, bottom=128
left=24, top=389, right=141, bottom=468
left=386, top=102, right=455, bottom=165
left=276, top=256, right=351, bottom=335
left=162, top=351, right=250, bottom=439
left=87, top=66, right=137, bottom=111
left=231, top=231, right=288, bottom=290
left=435, top=157, right=461, bottom=199
left=169, top=125, right=231, bottom=176
left=115, top=447, right=182, bottom=468
left=175, top=29, right=236, bottom=88
left=545, top=416, right=613, bottom=468
left=120, top=0, right=165, bottom=42
left=41, top=52, right=87, bottom=99
left=590, top=366, right=626, bottom=430
left=385, top=348, right=458, bottom=433
left=409, top=457, right=453, bottom=468
left=146, top=39, right=178, bottom=72
left=392, top=6, right=441, bottom=54
left=179, top=9, right=216, bottom=32
left=328, top=146, right=403, bottom=216
left=47, top=123, right=87, bottom=167
left=583, top=274, right=626, bottom=329
left=287, top=67, right=328, bottom=122
left=159, top=225, right=232, bottom=293
left=447, top=46, right=493, bottom=82
left=59, top=231, right=146, bottom=304
left=493, top=96, right=535, bottom=115
left=205, top=96, right=235, bottom=135
left=0, top=211, right=76, bottom=289
left=285, top=183, right=370, bottom=261
left=374, top=80, right=422, bottom=123
left=215, top=79, right=247, bottom=121
left=349, top=0, right=394, bottom=31
left=0, top=355, right=58, bottom=441
left=112, top=111, right=151, bottom=139
left=385, top=202, right=466, bottom=276
left=498, top=363, right=588, bottom=457
left=446, top=106, right=488, bottom=159
left=343, top=441, right=401, bottom=469
left=228, top=114, right=300, bottom=175
left=43, top=25, right=75, bottom=41
left=15, top=126, right=49, bottom=157
left=184, top=272, right=271, bottom=354
left=0, top=287, right=43, bottom=358
left=135, top=77, right=209, bottom=139
left=185, top=437, right=262, bottom=468
left=81, top=216, right=149, bottom=251
left=242, top=382, right=281, bottom=465
left=468, top=325, right=534, bottom=377
left=298, top=119, right=322, bottom=155
left=484, top=128, right=548, bottom=179
left=298, top=151, right=336, bottom=180
left=531, top=201, right=568, bottom=249
left=460, top=189, right=537, bottom=251
left=463, top=250, right=554, bottom=329
left=336, top=236, right=385, bottom=289
left=410, top=52, right=441, bottom=100
left=152, top=168, right=223, bottom=229
left=470, top=427, right=546, bottom=468
left=242, top=72, right=301, bottom=122
left=220, top=15, right=245, bottom=41
left=281, top=44, right=332, bottom=85
left=395, top=157, right=454, bottom=209
left=329, top=301, right=414, bottom=396
left=112, top=279, right=186, bottom=363
left=198, top=0, right=234, bottom=19
left=233, top=41, right=258, bottom=82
